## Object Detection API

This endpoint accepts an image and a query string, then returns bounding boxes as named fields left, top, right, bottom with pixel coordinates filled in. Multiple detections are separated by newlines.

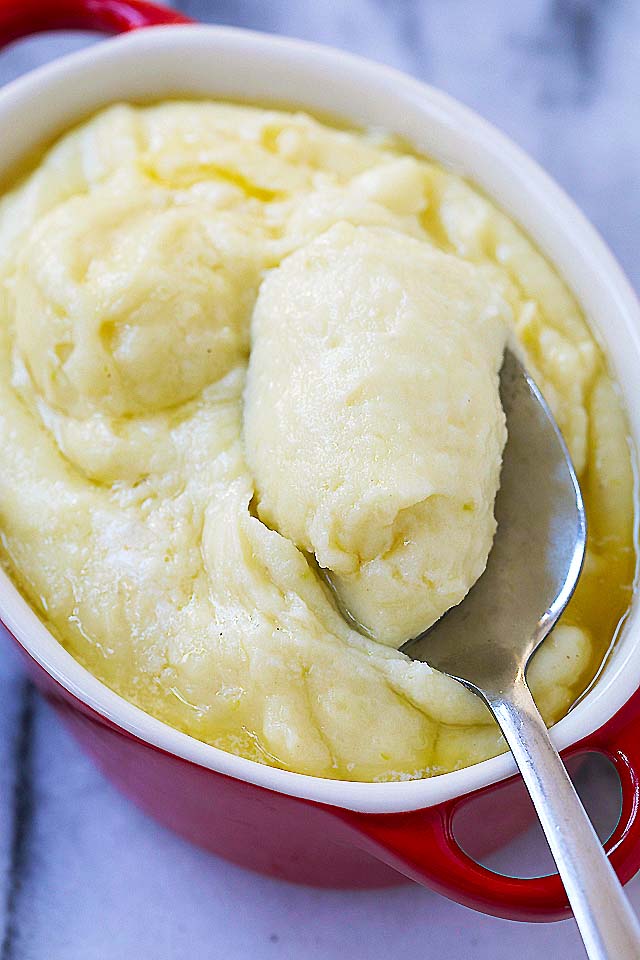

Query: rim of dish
left=0, top=24, right=638, bottom=815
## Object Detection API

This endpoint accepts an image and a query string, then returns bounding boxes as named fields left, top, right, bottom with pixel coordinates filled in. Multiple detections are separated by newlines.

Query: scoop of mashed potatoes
left=0, top=101, right=633, bottom=782
left=245, top=222, right=509, bottom=644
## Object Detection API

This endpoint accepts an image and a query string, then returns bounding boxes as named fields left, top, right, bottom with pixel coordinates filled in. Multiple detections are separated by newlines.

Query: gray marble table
left=0, top=2, right=639, bottom=958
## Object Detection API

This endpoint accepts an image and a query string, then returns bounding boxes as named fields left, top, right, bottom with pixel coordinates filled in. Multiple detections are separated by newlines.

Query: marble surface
left=0, top=2, right=639, bottom=957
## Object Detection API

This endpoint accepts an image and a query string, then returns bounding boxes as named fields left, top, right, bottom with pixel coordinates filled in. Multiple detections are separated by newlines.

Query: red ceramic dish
left=0, top=0, right=639, bottom=922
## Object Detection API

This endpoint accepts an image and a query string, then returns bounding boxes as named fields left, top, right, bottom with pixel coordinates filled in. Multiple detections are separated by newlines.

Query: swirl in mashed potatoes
left=0, top=102, right=634, bottom=780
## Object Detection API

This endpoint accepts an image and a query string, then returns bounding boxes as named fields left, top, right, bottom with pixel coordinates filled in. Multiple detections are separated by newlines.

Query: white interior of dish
left=0, top=25, right=638, bottom=814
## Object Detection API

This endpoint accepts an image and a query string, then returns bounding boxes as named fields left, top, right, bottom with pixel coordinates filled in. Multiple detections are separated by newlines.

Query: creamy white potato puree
left=245, top=223, right=509, bottom=644
left=0, top=102, right=634, bottom=781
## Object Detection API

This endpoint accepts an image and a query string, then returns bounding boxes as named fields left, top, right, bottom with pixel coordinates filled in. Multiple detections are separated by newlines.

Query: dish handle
left=0, top=0, right=192, bottom=51
left=340, top=692, right=640, bottom=922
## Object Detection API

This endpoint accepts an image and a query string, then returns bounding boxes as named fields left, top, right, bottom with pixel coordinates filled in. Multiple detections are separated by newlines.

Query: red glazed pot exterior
left=0, top=0, right=190, bottom=47
left=26, top=652, right=405, bottom=889
left=2, top=0, right=640, bottom=923
left=340, top=689, right=640, bottom=919
left=17, top=633, right=640, bottom=917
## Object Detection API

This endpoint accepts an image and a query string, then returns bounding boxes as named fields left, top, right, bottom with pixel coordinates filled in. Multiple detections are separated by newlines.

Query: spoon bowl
left=403, top=346, right=586, bottom=696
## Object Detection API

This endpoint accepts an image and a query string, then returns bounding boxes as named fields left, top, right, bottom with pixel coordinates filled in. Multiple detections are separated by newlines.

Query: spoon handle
left=488, top=675, right=640, bottom=959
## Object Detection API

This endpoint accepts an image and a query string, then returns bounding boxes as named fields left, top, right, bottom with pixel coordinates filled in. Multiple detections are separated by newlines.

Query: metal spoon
left=402, top=347, right=640, bottom=958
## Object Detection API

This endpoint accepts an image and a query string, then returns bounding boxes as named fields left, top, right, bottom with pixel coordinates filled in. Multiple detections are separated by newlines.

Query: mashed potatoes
left=245, top=223, right=509, bottom=644
left=0, top=102, right=634, bottom=781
